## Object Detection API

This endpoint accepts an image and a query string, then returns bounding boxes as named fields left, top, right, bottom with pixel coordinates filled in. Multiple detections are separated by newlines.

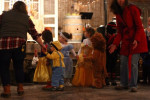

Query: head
left=110, top=0, right=128, bottom=14
left=50, top=41, right=62, bottom=51
left=97, top=25, right=105, bottom=36
left=91, top=33, right=106, bottom=52
left=12, top=1, right=28, bottom=14
left=148, top=17, right=150, bottom=26
left=106, top=22, right=117, bottom=35
left=84, top=27, right=95, bottom=38
left=58, top=32, right=72, bottom=43
left=42, top=29, right=53, bottom=43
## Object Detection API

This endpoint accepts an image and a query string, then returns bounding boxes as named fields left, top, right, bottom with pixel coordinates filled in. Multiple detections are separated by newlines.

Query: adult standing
left=0, top=1, right=45, bottom=98
left=109, top=0, right=148, bottom=92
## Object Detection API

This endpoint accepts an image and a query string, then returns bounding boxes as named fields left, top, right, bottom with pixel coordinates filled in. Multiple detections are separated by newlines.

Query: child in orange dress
left=84, top=33, right=107, bottom=88
left=72, top=27, right=95, bottom=87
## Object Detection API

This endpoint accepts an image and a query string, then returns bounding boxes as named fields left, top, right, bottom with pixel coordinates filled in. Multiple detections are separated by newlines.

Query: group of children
left=32, top=21, right=119, bottom=91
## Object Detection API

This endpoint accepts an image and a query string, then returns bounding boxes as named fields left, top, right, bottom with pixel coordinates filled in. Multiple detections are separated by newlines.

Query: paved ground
left=0, top=83, right=150, bottom=100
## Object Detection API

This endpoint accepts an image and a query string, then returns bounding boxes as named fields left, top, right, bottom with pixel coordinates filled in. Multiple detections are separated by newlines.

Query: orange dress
left=72, top=44, right=94, bottom=87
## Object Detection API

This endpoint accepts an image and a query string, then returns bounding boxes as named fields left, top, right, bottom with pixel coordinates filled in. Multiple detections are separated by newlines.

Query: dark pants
left=0, top=46, right=25, bottom=86
left=143, top=64, right=150, bottom=83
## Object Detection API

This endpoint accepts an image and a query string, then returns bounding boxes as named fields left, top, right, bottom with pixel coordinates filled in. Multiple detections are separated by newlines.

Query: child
left=42, top=41, right=65, bottom=91
left=32, top=49, right=39, bottom=67
left=105, top=22, right=118, bottom=86
left=141, top=17, right=150, bottom=84
left=72, top=27, right=95, bottom=87
left=58, top=32, right=76, bottom=86
left=84, top=33, right=107, bottom=88
left=33, top=29, right=53, bottom=89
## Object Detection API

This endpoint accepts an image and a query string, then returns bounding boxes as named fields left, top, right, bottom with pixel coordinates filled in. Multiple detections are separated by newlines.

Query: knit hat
left=106, top=22, right=116, bottom=34
left=50, top=41, right=62, bottom=51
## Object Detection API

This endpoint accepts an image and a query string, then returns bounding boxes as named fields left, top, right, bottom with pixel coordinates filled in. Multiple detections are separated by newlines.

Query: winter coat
left=113, top=4, right=148, bottom=56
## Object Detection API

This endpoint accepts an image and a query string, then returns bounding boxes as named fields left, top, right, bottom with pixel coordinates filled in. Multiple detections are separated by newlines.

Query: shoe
left=17, top=83, right=24, bottom=96
left=57, top=87, right=64, bottom=91
left=1, top=85, right=11, bottom=98
left=49, top=87, right=58, bottom=91
left=130, top=87, right=137, bottom=92
left=42, top=85, right=53, bottom=90
left=115, top=85, right=129, bottom=90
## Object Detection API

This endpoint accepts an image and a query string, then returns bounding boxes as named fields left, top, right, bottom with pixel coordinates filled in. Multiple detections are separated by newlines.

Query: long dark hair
left=12, top=1, right=28, bottom=14
left=42, top=29, right=53, bottom=43
left=110, top=0, right=128, bottom=14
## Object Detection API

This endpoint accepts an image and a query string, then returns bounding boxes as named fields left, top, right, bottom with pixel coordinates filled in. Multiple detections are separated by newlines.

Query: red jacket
left=113, top=5, right=148, bottom=56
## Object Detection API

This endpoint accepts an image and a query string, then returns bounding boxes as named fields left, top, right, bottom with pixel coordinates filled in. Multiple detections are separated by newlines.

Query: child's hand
left=42, top=47, right=47, bottom=53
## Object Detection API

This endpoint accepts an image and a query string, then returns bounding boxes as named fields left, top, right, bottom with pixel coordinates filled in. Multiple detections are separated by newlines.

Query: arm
left=28, top=18, right=45, bottom=48
left=131, top=6, right=144, bottom=43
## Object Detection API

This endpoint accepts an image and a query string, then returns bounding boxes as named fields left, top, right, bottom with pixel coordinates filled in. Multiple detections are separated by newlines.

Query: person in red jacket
left=109, top=0, right=148, bottom=92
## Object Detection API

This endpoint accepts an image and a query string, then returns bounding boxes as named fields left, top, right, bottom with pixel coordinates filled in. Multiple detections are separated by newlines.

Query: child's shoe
left=49, top=87, right=58, bottom=91
left=42, top=85, right=53, bottom=90
left=57, top=85, right=64, bottom=91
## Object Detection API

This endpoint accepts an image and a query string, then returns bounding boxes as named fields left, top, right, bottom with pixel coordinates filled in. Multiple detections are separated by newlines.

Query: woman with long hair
left=109, top=0, right=148, bottom=92
left=0, top=1, right=45, bottom=98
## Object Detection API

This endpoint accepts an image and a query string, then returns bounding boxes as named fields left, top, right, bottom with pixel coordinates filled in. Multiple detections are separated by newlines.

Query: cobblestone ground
left=0, top=83, right=150, bottom=100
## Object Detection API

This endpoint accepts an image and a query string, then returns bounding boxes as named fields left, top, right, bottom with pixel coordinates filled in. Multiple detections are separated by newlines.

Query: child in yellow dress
left=72, top=27, right=95, bottom=87
left=33, top=29, right=53, bottom=89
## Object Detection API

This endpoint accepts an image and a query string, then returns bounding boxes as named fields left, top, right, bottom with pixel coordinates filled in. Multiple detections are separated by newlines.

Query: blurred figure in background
left=141, top=17, right=150, bottom=85
left=105, top=22, right=119, bottom=86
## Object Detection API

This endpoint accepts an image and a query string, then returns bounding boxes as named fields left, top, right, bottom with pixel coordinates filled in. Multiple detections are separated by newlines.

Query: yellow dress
left=33, top=57, right=52, bottom=82
left=72, top=44, right=94, bottom=87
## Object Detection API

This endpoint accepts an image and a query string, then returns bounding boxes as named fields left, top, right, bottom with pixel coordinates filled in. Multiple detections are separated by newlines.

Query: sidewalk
left=0, top=83, right=150, bottom=100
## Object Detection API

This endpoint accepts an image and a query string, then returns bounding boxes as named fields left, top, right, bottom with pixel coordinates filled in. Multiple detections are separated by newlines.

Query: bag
left=33, top=57, right=52, bottom=82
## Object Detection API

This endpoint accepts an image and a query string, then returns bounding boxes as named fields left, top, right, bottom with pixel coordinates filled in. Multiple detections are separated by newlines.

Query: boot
left=17, top=83, right=24, bottom=96
left=1, top=85, right=11, bottom=98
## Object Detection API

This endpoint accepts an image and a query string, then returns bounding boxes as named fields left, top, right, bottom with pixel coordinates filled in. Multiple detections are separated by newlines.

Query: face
left=50, top=46, right=55, bottom=52
left=117, top=0, right=125, bottom=7
left=84, top=31, right=90, bottom=38
left=58, top=35, right=65, bottom=43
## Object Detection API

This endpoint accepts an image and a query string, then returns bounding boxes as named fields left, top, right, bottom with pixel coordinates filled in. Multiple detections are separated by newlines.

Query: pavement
left=0, top=82, right=150, bottom=100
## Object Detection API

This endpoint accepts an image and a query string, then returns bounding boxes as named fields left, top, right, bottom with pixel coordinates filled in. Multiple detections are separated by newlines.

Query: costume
left=72, top=38, right=94, bottom=87
left=33, top=43, right=52, bottom=82
left=141, top=29, right=150, bottom=84
left=113, top=4, right=148, bottom=88
left=105, top=22, right=118, bottom=85
left=84, top=33, right=107, bottom=88
left=61, top=44, right=74, bottom=79
left=44, top=41, right=65, bottom=89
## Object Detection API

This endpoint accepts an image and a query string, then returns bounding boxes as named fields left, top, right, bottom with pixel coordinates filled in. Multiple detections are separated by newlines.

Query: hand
left=42, top=47, right=47, bottom=53
left=132, top=40, right=138, bottom=50
left=108, top=44, right=117, bottom=54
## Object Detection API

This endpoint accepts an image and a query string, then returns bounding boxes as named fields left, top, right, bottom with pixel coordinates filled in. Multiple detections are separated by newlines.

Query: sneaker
left=115, top=85, right=129, bottom=90
left=65, top=82, right=72, bottom=87
left=42, top=85, right=53, bottom=90
left=130, top=87, right=137, bottom=92
left=49, top=87, right=58, bottom=91
left=57, top=87, right=64, bottom=91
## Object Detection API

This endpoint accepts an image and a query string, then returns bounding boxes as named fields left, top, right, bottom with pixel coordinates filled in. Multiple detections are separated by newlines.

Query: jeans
left=0, top=46, right=25, bottom=86
left=51, top=67, right=64, bottom=87
left=120, top=54, right=140, bottom=87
